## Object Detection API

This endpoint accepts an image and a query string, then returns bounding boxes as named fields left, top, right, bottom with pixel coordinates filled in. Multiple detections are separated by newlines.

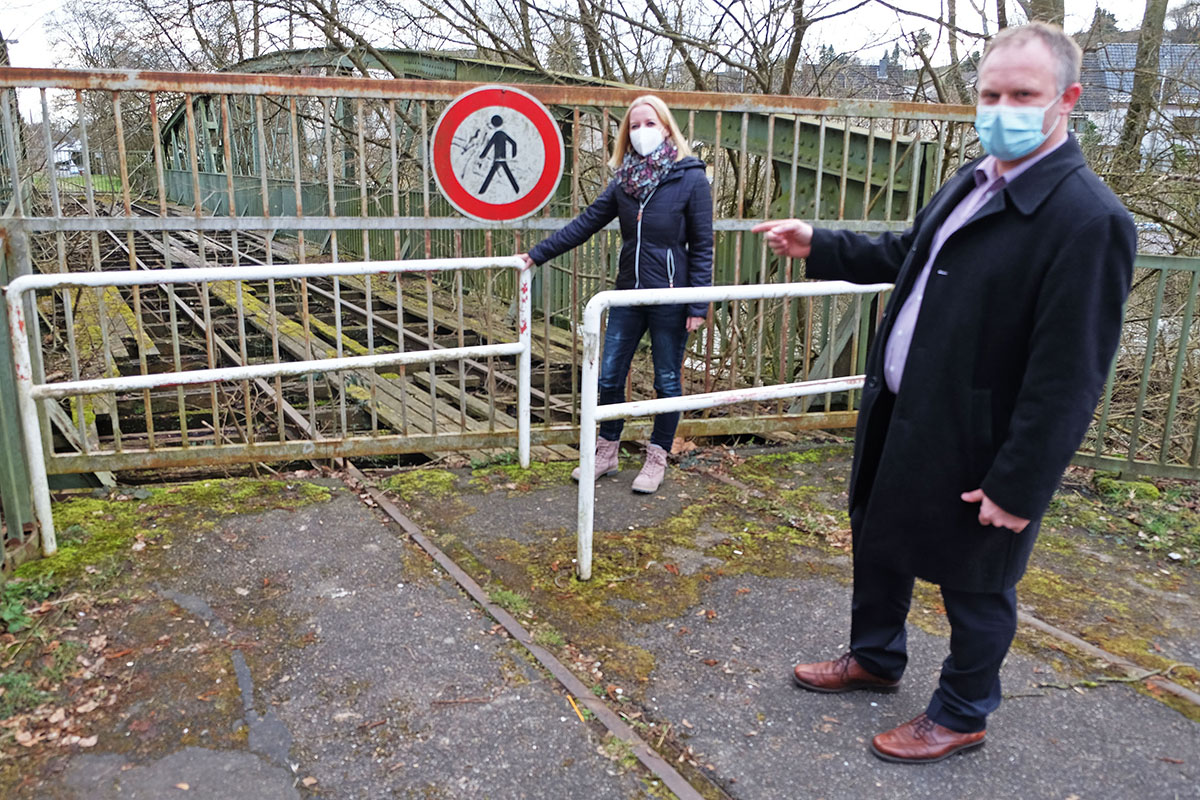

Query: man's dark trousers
left=848, top=552, right=1018, bottom=734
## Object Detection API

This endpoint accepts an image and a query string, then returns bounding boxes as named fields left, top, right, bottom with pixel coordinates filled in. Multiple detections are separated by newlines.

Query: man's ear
left=1061, top=82, right=1082, bottom=111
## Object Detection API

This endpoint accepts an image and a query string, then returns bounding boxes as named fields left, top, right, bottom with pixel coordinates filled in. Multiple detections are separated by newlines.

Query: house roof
left=1082, top=43, right=1200, bottom=110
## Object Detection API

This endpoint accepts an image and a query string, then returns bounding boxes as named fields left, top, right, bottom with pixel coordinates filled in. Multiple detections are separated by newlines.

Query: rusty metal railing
left=0, top=65, right=1195, bottom=496
left=5, top=256, right=532, bottom=553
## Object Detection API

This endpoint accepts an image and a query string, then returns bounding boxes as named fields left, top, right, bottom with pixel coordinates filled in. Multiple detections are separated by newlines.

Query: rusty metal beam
left=45, top=414, right=859, bottom=475
left=0, top=67, right=975, bottom=121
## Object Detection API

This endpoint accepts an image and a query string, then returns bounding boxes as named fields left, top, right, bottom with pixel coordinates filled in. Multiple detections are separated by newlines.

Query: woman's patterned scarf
left=615, top=139, right=678, bottom=201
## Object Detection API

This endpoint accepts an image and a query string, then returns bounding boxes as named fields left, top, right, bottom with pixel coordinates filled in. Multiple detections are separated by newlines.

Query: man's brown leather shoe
left=870, top=713, right=986, bottom=763
left=791, top=651, right=900, bottom=693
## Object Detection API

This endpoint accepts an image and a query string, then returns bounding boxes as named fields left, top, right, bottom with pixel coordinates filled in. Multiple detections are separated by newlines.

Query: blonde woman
left=518, top=95, right=713, bottom=493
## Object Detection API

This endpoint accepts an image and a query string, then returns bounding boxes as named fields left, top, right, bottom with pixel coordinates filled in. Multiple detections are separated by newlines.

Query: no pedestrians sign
left=430, top=85, right=565, bottom=222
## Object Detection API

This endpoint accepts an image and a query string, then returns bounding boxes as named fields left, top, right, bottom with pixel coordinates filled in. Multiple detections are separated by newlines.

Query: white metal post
left=5, top=292, right=56, bottom=555
left=576, top=301, right=605, bottom=580
left=517, top=266, right=532, bottom=468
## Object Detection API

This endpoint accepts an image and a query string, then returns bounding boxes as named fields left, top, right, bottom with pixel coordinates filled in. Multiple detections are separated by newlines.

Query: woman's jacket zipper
left=634, top=186, right=658, bottom=289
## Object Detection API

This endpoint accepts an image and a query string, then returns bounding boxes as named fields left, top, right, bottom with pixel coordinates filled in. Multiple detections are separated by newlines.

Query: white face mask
left=629, top=126, right=665, bottom=157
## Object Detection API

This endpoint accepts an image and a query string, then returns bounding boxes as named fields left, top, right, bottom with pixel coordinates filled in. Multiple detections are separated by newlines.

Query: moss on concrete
left=470, top=459, right=577, bottom=493
left=15, top=479, right=331, bottom=585
left=381, top=469, right=459, bottom=503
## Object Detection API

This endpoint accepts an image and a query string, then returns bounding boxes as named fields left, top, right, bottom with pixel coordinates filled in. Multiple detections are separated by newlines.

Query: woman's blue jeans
left=597, top=304, right=689, bottom=451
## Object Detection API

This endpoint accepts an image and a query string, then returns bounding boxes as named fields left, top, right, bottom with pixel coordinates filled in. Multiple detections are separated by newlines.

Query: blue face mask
left=974, top=95, right=1061, bottom=161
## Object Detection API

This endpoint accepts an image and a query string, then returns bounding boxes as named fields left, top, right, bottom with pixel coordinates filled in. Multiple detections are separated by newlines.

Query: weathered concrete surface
left=15, top=482, right=657, bottom=799
left=400, top=447, right=1200, bottom=800
left=9, top=443, right=1200, bottom=800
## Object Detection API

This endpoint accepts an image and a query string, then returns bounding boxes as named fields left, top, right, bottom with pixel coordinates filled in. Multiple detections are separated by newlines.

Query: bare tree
left=1016, top=0, right=1064, bottom=26
left=1115, top=0, right=1170, bottom=179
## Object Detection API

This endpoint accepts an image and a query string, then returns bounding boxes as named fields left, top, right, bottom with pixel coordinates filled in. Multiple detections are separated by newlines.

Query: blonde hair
left=608, top=95, right=692, bottom=169
left=980, top=22, right=1082, bottom=93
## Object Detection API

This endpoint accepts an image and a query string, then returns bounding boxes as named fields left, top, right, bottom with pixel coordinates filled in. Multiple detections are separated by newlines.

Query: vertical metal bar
left=803, top=296, right=814, bottom=381
left=453, top=231, right=467, bottom=431
left=0, top=89, right=24, bottom=216
left=289, top=97, right=317, bottom=434
left=388, top=99, right=409, bottom=435
left=518, top=265, right=532, bottom=467
left=907, top=128, right=923, bottom=223
left=39, top=90, right=62, bottom=224
left=220, top=94, right=253, bottom=447
left=484, top=231, right=496, bottom=432
left=1128, top=268, right=1169, bottom=460
left=704, top=114, right=717, bottom=395
left=6, top=287, right=55, bottom=554
left=885, top=120, right=899, bottom=221
left=814, top=118, right=826, bottom=221
left=254, top=95, right=285, bottom=442
left=822, top=296, right=834, bottom=410
left=780, top=114, right=802, bottom=409
left=321, top=99, right=348, bottom=440
left=837, top=121, right=850, bottom=220
left=75, top=83, right=104, bottom=444
left=150, top=91, right=188, bottom=448
left=753, top=114, right=774, bottom=388
left=862, top=123, right=876, bottom=221
left=1160, top=268, right=1198, bottom=464
left=570, top=106, right=581, bottom=426
left=729, top=112, right=748, bottom=391
left=185, top=95, right=219, bottom=440
left=933, top=121, right=948, bottom=198
left=578, top=298, right=603, bottom=580
left=356, top=98, right=379, bottom=436
left=1094, top=351, right=1120, bottom=458
left=112, top=90, right=157, bottom=451
left=420, top=102, right=438, bottom=427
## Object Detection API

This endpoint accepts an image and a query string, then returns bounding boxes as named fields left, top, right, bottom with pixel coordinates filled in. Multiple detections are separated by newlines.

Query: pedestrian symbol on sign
left=431, top=85, right=564, bottom=222
left=479, top=115, right=520, bottom=194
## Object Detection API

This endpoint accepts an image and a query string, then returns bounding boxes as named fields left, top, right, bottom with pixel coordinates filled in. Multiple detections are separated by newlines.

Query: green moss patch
left=1095, top=475, right=1161, bottom=502
left=380, top=469, right=459, bottom=503
left=470, top=460, right=577, bottom=493
left=15, top=479, right=332, bottom=586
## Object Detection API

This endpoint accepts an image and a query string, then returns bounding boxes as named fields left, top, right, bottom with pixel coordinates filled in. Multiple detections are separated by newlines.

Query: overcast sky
left=0, top=0, right=1156, bottom=103
left=0, top=0, right=1157, bottom=73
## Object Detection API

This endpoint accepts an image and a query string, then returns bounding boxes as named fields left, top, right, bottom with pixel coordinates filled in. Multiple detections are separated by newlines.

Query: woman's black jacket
left=528, top=156, right=713, bottom=318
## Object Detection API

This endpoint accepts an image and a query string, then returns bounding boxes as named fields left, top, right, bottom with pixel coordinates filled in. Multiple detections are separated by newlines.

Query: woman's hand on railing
left=515, top=253, right=535, bottom=270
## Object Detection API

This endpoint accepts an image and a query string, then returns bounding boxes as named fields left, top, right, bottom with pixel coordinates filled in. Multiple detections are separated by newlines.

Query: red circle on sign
left=431, top=86, right=564, bottom=222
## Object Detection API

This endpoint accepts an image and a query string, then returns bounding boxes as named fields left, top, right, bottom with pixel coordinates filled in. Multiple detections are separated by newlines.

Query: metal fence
left=575, top=280, right=891, bottom=580
left=0, top=65, right=1198, bottom=572
left=6, top=256, right=532, bottom=555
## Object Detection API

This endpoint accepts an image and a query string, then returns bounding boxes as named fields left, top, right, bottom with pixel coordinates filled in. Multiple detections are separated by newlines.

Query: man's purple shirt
left=883, top=138, right=1067, bottom=393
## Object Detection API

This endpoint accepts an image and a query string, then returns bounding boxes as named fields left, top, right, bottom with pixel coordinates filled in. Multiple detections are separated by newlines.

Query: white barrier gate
left=576, top=280, right=893, bottom=580
left=5, top=256, right=532, bottom=555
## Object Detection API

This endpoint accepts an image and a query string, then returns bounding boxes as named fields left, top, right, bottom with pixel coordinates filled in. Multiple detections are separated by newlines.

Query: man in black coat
left=753, top=22, right=1135, bottom=763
